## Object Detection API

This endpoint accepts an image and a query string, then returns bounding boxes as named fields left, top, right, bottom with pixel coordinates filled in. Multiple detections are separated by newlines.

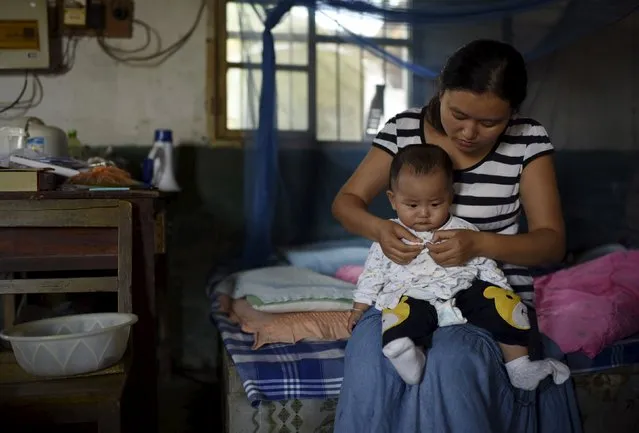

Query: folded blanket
left=536, top=250, right=639, bottom=358
left=218, top=294, right=351, bottom=349
left=214, top=266, right=356, bottom=312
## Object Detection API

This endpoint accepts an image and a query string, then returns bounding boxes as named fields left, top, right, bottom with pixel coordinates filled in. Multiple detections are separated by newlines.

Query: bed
left=214, top=307, right=343, bottom=433
left=207, top=240, right=362, bottom=433
left=209, top=149, right=639, bottom=433
left=211, top=285, right=639, bottom=433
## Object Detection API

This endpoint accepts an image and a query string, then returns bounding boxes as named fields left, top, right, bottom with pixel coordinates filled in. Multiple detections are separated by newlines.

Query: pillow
left=282, top=239, right=372, bottom=276
left=229, top=266, right=356, bottom=313
left=232, top=298, right=350, bottom=349
left=535, top=250, right=639, bottom=358
left=335, top=265, right=365, bottom=284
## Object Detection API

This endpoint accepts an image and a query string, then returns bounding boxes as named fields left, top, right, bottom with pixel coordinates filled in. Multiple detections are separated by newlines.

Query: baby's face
left=387, top=168, right=452, bottom=232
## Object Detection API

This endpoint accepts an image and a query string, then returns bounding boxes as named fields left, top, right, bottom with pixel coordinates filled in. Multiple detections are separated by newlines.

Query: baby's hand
left=347, top=310, right=363, bottom=333
left=348, top=303, right=370, bottom=333
left=348, top=303, right=371, bottom=333
left=402, top=239, right=425, bottom=247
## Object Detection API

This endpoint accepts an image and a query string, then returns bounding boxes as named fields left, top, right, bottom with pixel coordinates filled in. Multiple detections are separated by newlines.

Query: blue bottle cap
left=154, top=129, right=173, bottom=142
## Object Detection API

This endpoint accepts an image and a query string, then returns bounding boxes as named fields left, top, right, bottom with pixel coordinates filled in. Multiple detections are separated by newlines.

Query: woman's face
left=439, top=90, right=512, bottom=155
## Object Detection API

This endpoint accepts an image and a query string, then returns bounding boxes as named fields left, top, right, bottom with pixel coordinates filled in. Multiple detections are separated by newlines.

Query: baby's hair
left=389, top=144, right=454, bottom=190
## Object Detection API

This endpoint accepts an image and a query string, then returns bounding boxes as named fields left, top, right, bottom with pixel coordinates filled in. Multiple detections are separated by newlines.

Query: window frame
left=209, top=0, right=413, bottom=144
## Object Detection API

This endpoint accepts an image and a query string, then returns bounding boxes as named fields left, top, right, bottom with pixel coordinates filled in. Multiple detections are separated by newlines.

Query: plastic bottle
left=67, top=129, right=83, bottom=159
left=145, top=129, right=180, bottom=192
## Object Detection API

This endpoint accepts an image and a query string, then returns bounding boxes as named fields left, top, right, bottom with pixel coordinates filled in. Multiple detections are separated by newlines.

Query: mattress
left=222, top=348, right=337, bottom=433
left=567, top=334, right=639, bottom=374
left=211, top=307, right=346, bottom=406
left=212, top=299, right=639, bottom=408
left=212, top=298, right=639, bottom=433
left=209, top=244, right=639, bottom=425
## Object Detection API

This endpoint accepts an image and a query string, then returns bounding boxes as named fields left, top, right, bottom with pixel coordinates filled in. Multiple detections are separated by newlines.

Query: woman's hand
left=428, top=229, right=483, bottom=267
left=376, top=220, right=424, bottom=265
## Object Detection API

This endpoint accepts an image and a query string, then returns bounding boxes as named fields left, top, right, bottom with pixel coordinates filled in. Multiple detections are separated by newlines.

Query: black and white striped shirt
left=372, top=107, right=554, bottom=305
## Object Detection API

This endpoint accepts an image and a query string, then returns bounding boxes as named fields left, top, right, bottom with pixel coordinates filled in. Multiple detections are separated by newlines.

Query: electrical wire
left=0, top=74, right=44, bottom=119
left=63, top=35, right=81, bottom=70
left=0, top=32, right=79, bottom=118
left=102, top=19, right=159, bottom=55
left=1, top=1, right=202, bottom=117
left=97, top=0, right=206, bottom=68
left=0, top=72, right=29, bottom=114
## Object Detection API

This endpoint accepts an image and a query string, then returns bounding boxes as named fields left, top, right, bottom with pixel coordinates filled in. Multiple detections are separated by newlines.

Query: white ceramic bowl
left=0, top=312, right=138, bottom=377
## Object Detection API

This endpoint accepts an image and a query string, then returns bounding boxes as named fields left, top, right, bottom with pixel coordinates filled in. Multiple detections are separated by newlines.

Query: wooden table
left=0, top=190, right=168, bottom=432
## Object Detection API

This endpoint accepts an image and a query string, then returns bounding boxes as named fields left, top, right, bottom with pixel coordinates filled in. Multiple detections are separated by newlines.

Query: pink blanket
left=535, top=251, right=639, bottom=358
left=335, top=265, right=364, bottom=284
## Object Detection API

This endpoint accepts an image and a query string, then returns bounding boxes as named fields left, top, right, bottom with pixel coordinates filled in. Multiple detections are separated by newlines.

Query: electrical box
left=0, top=0, right=50, bottom=70
left=59, top=0, right=134, bottom=39
left=63, top=0, right=90, bottom=27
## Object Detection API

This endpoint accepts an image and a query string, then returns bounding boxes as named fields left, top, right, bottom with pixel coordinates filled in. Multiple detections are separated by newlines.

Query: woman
left=332, top=39, right=582, bottom=433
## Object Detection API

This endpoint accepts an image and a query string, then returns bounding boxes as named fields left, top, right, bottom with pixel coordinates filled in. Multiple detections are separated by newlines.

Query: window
left=210, top=0, right=412, bottom=143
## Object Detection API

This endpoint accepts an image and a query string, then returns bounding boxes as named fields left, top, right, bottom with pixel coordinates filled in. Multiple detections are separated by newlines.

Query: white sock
left=382, top=337, right=425, bottom=385
left=547, top=358, right=572, bottom=385
left=505, top=355, right=571, bottom=391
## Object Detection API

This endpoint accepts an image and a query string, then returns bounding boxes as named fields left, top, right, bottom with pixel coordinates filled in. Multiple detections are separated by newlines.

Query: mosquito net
left=226, top=0, right=639, bottom=266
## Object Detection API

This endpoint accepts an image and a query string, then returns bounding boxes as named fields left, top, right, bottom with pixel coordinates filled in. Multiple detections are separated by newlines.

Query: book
left=8, top=154, right=83, bottom=178
left=0, top=168, right=58, bottom=192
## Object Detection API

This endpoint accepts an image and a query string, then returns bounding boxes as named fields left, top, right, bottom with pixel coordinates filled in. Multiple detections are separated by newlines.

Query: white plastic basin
left=0, top=312, right=138, bottom=377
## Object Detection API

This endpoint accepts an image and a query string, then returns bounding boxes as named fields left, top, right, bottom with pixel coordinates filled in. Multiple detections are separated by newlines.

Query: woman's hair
left=389, top=144, right=453, bottom=191
left=426, top=39, right=527, bottom=134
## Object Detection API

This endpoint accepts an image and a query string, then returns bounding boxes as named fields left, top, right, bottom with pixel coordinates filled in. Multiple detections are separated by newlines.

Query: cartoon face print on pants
left=483, top=286, right=531, bottom=330
left=382, top=296, right=410, bottom=333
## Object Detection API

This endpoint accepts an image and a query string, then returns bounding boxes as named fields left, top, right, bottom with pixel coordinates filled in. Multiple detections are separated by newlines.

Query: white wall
left=0, top=0, right=209, bottom=146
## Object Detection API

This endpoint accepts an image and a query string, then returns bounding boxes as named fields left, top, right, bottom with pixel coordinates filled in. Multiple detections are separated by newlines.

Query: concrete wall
left=525, top=12, right=639, bottom=151
left=413, top=11, right=639, bottom=151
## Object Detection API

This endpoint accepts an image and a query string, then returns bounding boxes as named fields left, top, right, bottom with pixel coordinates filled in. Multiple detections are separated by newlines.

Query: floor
left=10, top=375, right=219, bottom=433
left=159, top=233, right=225, bottom=433
left=156, top=208, right=226, bottom=432
left=159, top=372, right=221, bottom=433
left=158, top=269, right=222, bottom=432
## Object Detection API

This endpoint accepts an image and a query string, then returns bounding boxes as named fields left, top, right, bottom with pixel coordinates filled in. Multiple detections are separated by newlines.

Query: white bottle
left=148, top=129, right=180, bottom=192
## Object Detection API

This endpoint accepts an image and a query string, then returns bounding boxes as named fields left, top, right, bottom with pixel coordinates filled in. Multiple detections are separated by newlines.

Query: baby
left=348, top=144, right=570, bottom=390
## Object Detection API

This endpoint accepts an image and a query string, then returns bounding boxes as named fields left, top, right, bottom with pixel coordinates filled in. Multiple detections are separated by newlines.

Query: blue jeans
left=334, top=308, right=582, bottom=433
